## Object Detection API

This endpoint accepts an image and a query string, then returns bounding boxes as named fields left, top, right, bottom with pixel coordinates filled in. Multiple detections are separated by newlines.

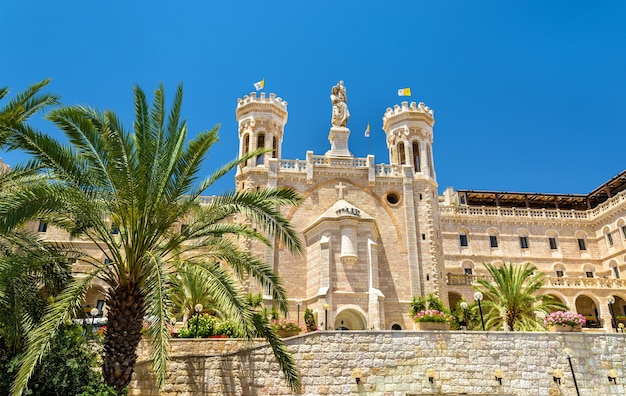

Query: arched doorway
left=575, top=295, right=599, bottom=328
left=448, top=292, right=463, bottom=310
left=334, top=309, right=367, bottom=330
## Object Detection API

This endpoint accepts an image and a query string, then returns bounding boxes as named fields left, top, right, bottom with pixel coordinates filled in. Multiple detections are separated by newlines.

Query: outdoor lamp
left=553, top=368, right=563, bottom=385
left=89, top=307, right=100, bottom=328
left=562, top=348, right=580, bottom=396
left=193, top=304, right=203, bottom=338
left=296, top=300, right=302, bottom=327
left=352, top=368, right=363, bottom=384
left=426, top=368, right=436, bottom=383
left=607, top=296, right=617, bottom=331
left=494, top=368, right=504, bottom=385
left=474, top=291, right=485, bottom=331
left=608, top=369, right=618, bottom=384
left=619, top=323, right=625, bottom=332
left=323, top=303, right=330, bottom=330
left=460, top=301, right=468, bottom=309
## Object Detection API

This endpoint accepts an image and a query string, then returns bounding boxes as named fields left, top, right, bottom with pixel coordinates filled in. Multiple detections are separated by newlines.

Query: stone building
left=22, top=84, right=626, bottom=332
left=233, top=86, right=626, bottom=332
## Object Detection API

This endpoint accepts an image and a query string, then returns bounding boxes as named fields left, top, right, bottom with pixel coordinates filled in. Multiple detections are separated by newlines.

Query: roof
left=457, top=169, right=626, bottom=210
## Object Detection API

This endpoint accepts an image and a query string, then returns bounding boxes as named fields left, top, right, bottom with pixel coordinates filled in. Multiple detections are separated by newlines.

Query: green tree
left=0, top=79, right=59, bottom=147
left=169, top=268, right=223, bottom=324
left=473, top=262, right=567, bottom=331
left=1, top=84, right=303, bottom=394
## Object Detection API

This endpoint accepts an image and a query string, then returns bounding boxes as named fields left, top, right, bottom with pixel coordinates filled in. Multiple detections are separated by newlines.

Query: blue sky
left=2, top=1, right=626, bottom=196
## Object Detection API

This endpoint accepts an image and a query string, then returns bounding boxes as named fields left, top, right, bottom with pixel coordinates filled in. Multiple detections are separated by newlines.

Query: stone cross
left=335, top=182, right=347, bottom=199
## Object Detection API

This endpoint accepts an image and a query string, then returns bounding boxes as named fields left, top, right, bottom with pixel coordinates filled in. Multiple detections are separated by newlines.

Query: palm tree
left=1, top=84, right=303, bottom=395
left=473, top=262, right=567, bottom=331
left=169, top=268, right=223, bottom=324
left=0, top=79, right=59, bottom=147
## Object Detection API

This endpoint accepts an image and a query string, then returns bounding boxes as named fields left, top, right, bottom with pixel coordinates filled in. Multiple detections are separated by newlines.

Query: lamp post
left=90, top=307, right=99, bottom=329
left=323, top=303, right=330, bottom=330
left=562, top=348, right=580, bottom=396
left=296, top=300, right=302, bottom=327
left=607, top=296, right=617, bottom=332
left=474, top=291, right=485, bottom=331
left=193, top=304, right=203, bottom=338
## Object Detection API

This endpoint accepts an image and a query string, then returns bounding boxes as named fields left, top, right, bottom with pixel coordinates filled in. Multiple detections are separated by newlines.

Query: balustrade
left=447, top=272, right=626, bottom=289
left=441, top=189, right=626, bottom=221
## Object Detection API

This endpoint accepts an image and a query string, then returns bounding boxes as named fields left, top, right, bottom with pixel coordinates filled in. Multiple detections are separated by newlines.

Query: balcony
left=446, top=272, right=626, bottom=289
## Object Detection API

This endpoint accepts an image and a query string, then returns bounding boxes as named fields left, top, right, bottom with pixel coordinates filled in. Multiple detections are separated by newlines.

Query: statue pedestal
left=326, top=126, right=352, bottom=158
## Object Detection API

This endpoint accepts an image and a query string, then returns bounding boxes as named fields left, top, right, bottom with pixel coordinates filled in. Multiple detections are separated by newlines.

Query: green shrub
left=178, top=314, right=219, bottom=338
left=304, top=308, right=317, bottom=332
left=0, top=324, right=113, bottom=396
left=214, top=319, right=240, bottom=338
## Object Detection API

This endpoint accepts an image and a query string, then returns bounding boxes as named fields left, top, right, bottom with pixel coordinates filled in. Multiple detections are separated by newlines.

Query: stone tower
left=235, top=92, right=288, bottom=190
left=382, top=101, right=447, bottom=304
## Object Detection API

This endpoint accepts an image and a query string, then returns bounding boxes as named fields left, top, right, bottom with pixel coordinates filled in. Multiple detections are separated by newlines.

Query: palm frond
left=11, top=271, right=101, bottom=396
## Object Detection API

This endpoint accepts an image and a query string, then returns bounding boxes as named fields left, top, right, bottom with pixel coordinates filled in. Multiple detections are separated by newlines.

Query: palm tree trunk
left=103, top=283, right=146, bottom=392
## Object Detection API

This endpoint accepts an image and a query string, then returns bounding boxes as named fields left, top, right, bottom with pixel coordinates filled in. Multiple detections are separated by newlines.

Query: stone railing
left=440, top=205, right=589, bottom=220
left=440, top=189, right=626, bottom=222
left=447, top=272, right=626, bottom=289
left=274, top=156, right=403, bottom=177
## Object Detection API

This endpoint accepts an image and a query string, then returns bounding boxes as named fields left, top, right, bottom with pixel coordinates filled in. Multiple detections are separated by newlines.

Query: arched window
left=518, top=229, right=529, bottom=249
left=412, top=141, right=420, bottom=172
left=553, top=263, right=566, bottom=278
left=426, top=144, right=434, bottom=177
left=243, top=134, right=250, bottom=155
left=256, top=133, right=265, bottom=165
left=398, top=142, right=406, bottom=165
left=575, top=231, right=588, bottom=251
left=604, top=227, right=614, bottom=247
left=391, top=324, right=402, bottom=330
left=272, top=136, right=277, bottom=158
left=610, top=260, right=620, bottom=279
left=487, top=228, right=499, bottom=248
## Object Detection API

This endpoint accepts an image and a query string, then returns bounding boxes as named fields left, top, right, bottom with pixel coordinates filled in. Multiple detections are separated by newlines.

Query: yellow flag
left=397, top=88, right=411, bottom=96
left=364, top=123, right=370, bottom=137
left=254, top=79, right=265, bottom=90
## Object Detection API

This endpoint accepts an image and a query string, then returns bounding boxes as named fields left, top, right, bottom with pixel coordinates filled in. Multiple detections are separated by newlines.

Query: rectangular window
left=519, top=236, right=529, bottom=249
left=459, top=234, right=468, bottom=247
left=585, top=271, right=594, bottom=278
left=111, top=224, right=120, bottom=235
left=37, top=222, right=48, bottom=233
left=607, top=233, right=614, bottom=246
left=622, top=225, right=626, bottom=239
left=463, top=267, right=473, bottom=275
left=613, top=267, right=620, bottom=279
left=489, top=235, right=498, bottom=248
left=549, top=237, right=558, bottom=250
left=556, top=270, right=564, bottom=278
left=578, top=238, right=587, bottom=250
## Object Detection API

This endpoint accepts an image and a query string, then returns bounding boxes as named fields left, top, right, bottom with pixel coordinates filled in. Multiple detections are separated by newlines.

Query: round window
left=386, top=192, right=400, bottom=205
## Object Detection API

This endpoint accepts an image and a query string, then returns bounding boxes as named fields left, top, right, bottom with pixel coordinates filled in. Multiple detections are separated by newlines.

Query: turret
left=382, top=101, right=436, bottom=180
left=236, top=92, right=288, bottom=169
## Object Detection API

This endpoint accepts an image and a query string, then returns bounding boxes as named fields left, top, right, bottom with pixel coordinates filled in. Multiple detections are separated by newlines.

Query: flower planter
left=277, top=330, right=300, bottom=338
left=415, top=322, right=450, bottom=331
left=548, top=324, right=582, bottom=332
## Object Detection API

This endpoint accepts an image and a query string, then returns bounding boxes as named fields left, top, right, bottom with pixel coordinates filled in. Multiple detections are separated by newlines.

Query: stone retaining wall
left=129, top=331, right=626, bottom=395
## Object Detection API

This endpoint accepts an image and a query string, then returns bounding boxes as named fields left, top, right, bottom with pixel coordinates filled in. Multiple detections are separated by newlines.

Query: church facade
left=15, top=84, right=626, bottom=332
left=234, top=86, right=626, bottom=332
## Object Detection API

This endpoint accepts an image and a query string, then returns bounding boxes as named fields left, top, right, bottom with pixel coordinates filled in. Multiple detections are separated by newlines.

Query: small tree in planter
left=410, top=295, right=453, bottom=330
left=304, top=308, right=317, bottom=332
left=270, top=318, right=302, bottom=337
